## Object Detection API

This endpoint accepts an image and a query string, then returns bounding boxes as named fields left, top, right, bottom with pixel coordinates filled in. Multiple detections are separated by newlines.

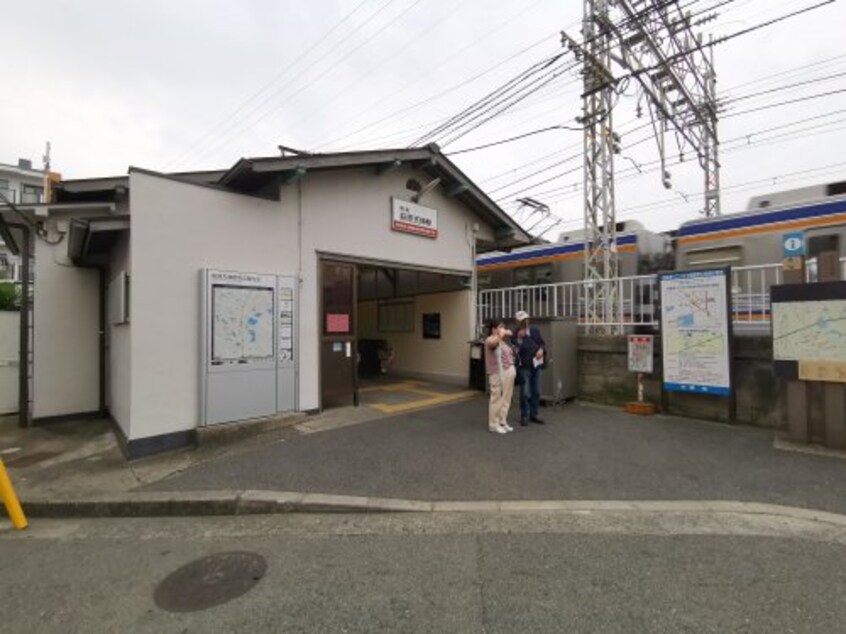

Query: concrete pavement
left=5, top=395, right=846, bottom=518
left=5, top=511, right=846, bottom=632
left=148, top=398, right=846, bottom=515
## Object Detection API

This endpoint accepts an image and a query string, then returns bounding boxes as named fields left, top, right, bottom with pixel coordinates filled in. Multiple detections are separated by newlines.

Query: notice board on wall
left=772, top=281, right=846, bottom=383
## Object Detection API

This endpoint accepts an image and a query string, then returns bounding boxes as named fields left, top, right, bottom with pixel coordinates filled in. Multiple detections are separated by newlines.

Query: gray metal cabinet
left=533, top=317, right=579, bottom=404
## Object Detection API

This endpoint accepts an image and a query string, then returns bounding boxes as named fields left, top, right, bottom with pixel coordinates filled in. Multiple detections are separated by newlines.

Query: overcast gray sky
left=4, top=0, right=845, bottom=235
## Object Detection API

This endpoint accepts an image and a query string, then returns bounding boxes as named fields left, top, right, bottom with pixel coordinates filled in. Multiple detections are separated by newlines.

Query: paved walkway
left=148, top=397, right=846, bottom=515
left=6, top=394, right=846, bottom=518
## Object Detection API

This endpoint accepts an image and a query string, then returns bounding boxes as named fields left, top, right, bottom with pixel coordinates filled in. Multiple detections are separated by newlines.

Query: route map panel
left=660, top=269, right=732, bottom=396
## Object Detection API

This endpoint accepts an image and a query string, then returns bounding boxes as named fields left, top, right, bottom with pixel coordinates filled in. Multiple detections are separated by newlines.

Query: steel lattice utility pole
left=611, top=0, right=721, bottom=217
left=563, top=0, right=721, bottom=333
left=571, top=0, right=620, bottom=332
left=702, top=41, right=720, bottom=217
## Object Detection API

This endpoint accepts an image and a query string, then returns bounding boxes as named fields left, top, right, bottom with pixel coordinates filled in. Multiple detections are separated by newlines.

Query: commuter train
left=476, top=220, right=671, bottom=290
left=478, top=180, right=846, bottom=289
left=675, top=181, right=846, bottom=273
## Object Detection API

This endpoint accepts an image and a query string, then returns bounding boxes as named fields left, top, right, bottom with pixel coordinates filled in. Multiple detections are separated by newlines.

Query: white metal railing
left=477, top=260, right=846, bottom=331
left=729, top=263, right=782, bottom=330
left=478, top=274, right=658, bottom=329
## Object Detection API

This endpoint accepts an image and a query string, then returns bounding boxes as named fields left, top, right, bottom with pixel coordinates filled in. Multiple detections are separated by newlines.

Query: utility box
left=533, top=317, right=578, bottom=404
left=469, top=341, right=486, bottom=391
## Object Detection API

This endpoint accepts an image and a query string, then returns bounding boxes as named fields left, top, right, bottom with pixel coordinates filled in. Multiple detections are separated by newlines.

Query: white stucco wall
left=295, top=167, right=493, bottom=271
left=358, top=290, right=472, bottom=385
left=33, top=227, right=100, bottom=418
left=287, top=166, right=492, bottom=407
left=107, top=231, right=131, bottom=436
left=127, top=164, right=501, bottom=441
left=129, top=172, right=300, bottom=440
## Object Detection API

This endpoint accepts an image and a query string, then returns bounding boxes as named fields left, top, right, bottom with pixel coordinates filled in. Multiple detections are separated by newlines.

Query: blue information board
left=659, top=268, right=733, bottom=396
left=782, top=232, right=805, bottom=258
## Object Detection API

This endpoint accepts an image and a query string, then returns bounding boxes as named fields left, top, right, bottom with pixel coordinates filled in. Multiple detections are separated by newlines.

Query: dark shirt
left=515, top=325, right=545, bottom=368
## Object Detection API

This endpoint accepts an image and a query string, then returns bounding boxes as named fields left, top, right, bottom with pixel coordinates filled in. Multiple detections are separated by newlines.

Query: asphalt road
left=4, top=511, right=846, bottom=633
left=150, top=399, right=846, bottom=514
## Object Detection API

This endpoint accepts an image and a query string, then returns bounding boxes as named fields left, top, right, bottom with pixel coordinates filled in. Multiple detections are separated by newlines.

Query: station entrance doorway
left=319, top=257, right=473, bottom=410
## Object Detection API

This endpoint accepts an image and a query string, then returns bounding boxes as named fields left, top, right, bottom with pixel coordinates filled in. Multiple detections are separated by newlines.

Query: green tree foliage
left=0, top=282, right=20, bottom=311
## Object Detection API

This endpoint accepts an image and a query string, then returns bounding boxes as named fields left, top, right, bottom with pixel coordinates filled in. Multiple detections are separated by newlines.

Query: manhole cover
left=5, top=451, right=61, bottom=468
left=154, top=552, right=266, bottom=613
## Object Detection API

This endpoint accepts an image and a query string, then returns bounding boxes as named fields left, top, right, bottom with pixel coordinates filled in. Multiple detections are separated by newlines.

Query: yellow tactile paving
left=358, top=380, right=421, bottom=393
left=369, top=390, right=478, bottom=414
left=360, top=380, right=479, bottom=414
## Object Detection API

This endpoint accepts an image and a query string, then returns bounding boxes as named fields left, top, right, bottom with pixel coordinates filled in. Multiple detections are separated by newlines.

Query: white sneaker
left=489, top=426, right=507, bottom=434
left=502, top=423, right=514, bottom=432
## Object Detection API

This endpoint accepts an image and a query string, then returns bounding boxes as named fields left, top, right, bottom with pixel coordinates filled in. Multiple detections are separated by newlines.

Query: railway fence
left=477, top=258, right=846, bottom=332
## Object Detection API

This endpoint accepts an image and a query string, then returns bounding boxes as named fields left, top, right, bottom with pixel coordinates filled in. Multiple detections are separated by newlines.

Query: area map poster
left=771, top=281, right=846, bottom=383
left=659, top=268, right=732, bottom=396
left=211, top=284, right=274, bottom=362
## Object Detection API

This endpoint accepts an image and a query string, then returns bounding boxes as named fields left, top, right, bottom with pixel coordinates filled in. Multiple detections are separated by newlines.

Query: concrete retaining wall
left=578, top=335, right=784, bottom=428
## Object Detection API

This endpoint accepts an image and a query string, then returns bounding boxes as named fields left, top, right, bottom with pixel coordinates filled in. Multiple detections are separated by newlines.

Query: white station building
left=0, top=146, right=529, bottom=458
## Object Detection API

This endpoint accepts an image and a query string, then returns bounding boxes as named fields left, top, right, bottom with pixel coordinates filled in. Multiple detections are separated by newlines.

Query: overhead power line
left=446, top=125, right=584, bottom=155
left=414, top=0, right=705, bottom=149
left=161, top=0, right=376, bottom=170
left=488, top=0, right=838, bottom=211
left=549, top=158, right=846, bottom=230
left=309, top=0, right=564, bottom=151
left=187, top=0, right=426, bottom=169
left=723, top=87, right=846, bottom=118
left=408, top=52, right=570, bottom=147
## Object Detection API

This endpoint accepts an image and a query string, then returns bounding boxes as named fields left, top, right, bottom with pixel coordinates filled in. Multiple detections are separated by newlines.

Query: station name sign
left=391, top=198, right=438, bottom=239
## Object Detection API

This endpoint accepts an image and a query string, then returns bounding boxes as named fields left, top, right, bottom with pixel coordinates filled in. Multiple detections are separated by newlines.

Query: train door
left=806, top=231, right=841, bottom=282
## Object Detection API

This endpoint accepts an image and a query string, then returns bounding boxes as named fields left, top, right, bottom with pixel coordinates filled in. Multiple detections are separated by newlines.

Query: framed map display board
left=772, top=281, right=846, bottom=383
left=659, top=268, right=733, bottom=396
left=202, top=270, right=282, bottom=426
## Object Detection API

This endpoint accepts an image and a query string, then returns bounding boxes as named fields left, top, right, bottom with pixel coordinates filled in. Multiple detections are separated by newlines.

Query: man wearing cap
left=514, top=310, right=546, bottom=426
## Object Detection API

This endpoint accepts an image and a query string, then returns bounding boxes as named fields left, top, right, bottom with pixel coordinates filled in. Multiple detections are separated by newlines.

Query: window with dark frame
left=422, top=313, right=440, bottom=339
left=378, top=300, right=414, bottom=333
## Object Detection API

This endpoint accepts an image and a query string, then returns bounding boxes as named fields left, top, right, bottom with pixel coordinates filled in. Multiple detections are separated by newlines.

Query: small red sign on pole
left=627, top=335, right=653, bottom=374
left=625, top=335, right=656, bottom=416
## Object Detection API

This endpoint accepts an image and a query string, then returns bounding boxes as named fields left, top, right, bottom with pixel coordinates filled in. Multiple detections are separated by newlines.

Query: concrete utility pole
left=563, top=0, right=720, bottom=334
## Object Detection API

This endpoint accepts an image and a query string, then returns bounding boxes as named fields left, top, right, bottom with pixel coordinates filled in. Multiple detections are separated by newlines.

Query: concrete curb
left=17, top=491, right=846, bottom=527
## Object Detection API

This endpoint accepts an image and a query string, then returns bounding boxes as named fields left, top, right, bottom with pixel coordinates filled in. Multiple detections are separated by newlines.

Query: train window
left=686, top=245, right=743, bottom=268
left=534, top=265, right=553, bottom=284
left=514, top=267, right=532, bottom=285
left=808, top=234, right=839, bottom=258
left=826, top=181, right=846, bottom=197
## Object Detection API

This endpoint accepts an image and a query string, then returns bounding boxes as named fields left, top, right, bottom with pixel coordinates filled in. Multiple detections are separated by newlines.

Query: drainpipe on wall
left=469, top=223, right=479, bottom=340
left=7, top=223, right=31, bottom=428
left=98, top=266, right=107, bottom=416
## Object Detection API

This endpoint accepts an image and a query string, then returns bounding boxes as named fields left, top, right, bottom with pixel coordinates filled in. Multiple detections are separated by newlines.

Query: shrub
left=0, top=282, right=20, bottom=311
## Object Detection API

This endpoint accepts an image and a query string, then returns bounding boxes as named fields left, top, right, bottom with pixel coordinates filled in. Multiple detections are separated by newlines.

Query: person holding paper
left=514, top=310, right=546, bottom=426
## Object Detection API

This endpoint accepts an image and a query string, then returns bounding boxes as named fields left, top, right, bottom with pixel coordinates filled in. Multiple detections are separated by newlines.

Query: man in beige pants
left=484, top=319, right=516, bottom=434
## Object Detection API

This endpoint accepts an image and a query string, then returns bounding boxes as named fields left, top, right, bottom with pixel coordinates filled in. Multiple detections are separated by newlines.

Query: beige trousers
left=488, top=366, right=516, bottom=429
